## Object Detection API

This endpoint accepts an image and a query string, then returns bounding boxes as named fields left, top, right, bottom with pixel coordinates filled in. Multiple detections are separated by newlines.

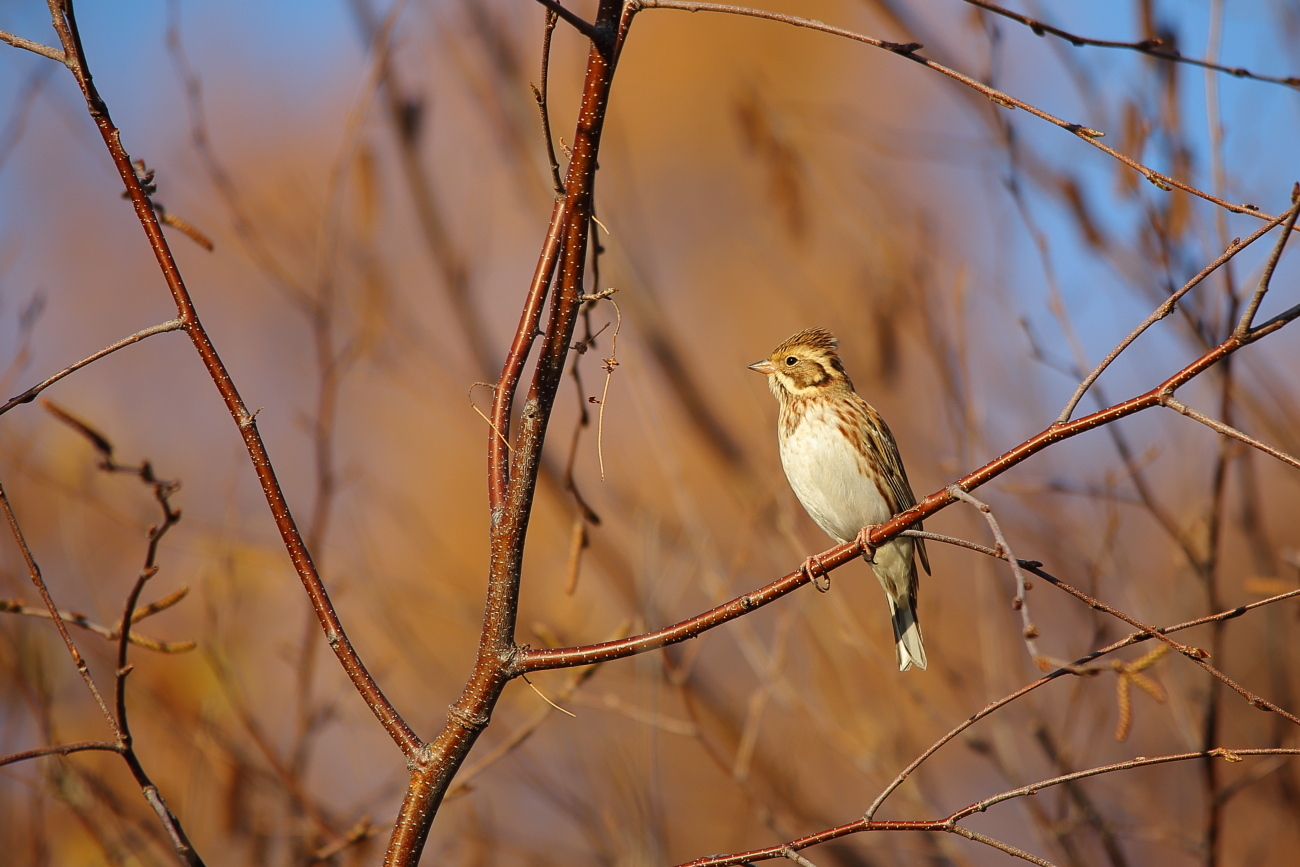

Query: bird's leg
left=800, top=553, right=832, bottom=593
left=855, top=525, right=880, bottom=564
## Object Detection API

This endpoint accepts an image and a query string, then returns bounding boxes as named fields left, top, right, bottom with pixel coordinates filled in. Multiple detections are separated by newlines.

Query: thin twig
left=959, top=0, right=1300, bottom=89
left=1161, top=395, right=1300, bottom=471
left=47, top=0, right=418, bottom=757
left=585, top=292, right=621, bottom=480
left=945, top=486, right=1042, bottom=664
left=1032, top=723, right=1132, bottom=867
left=676, top=748, right=1300, bottom=866
left=532, top=9, right=565, bottom=197
left=634, top=1, right=1280, bottom=221
left=1236, top=184, right=1300, bottom=338
left=1059, top=205, right=1293, bottom=423
left=533, top=0, right=602, bottom=43
left=0, top=318, right=184, bottom=416
left=42, top=397, right=203, bottom=864
left=0, top=598, right=195, bottom=653
left=942, top=826, right=1056, bottom=867
left=0, top=28, right=67, bottom=63
left=0, top=478, right=121, bottom=734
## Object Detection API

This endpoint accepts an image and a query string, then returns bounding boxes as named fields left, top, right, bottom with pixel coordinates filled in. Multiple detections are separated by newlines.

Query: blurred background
left=2, top=0, right=1300, bottom=864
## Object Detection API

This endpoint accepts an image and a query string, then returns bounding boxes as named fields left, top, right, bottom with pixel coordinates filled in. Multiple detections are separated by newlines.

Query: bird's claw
left=801, top=554, right=832, bottom=593
left=855, top=526, right=879, bottom=564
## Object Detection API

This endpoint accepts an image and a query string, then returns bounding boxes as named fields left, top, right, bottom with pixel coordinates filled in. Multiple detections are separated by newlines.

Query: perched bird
left=750, top=327, right=930, bottom=671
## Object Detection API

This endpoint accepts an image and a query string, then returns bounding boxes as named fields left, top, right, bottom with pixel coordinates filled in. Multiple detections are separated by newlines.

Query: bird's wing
left=862, top=401, right=930, bottom=576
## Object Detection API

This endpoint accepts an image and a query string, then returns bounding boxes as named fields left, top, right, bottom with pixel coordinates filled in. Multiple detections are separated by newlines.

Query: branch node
left=447, top=704, right=491, bottom=731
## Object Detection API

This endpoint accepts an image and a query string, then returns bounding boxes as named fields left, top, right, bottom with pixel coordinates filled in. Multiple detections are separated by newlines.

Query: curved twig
left=42, top=0, right=418, bottom=756
left=960, top=0, right=1300, bottom=89
left=675, top=749, right=1300, bottom=866
left=635, top=1, right=1282, bottom=221
left=0, top=318, right=184, bottom=416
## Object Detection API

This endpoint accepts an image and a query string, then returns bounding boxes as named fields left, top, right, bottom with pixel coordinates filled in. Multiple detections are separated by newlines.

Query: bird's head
left=748, top=327, right=852, bottom=399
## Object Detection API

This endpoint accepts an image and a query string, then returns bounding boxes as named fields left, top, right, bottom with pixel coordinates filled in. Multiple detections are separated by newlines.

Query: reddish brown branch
left=384, top=4, right=635, bottom=864
left=42, top=0, right=417, bottom=757
left=516, top=260, right=1296, bottom=673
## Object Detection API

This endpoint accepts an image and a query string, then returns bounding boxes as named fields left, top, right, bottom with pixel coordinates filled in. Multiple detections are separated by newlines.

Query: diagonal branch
left=1059, top=206, right=1295, bottom=423
left=533, top=0, right=602, bottom=42
left=675, top=749, right=1300, bottom=866
left=1236, top=184, right=1300, bottom=338
left=1, top=318, right=184, bottom=416
left=1160, top=395, right=1300, bottom=471
left=42, top=0, right=418, bottom=757
left=634, top=1, right=1282, bottom=221
left=516, top=232, right=1300, bottom=675
left=959, top=0, right=1300, bottom=89
left=0, top=478, right=120, bottom=734
left=0, top=28, right=67, bottom=63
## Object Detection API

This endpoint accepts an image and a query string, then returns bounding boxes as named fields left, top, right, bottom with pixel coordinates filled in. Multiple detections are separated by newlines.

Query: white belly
left=778, top=406, right=891, bottom=544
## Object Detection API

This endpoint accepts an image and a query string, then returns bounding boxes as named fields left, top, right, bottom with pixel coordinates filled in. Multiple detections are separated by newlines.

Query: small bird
left=750, top=327, right=930, bottom=671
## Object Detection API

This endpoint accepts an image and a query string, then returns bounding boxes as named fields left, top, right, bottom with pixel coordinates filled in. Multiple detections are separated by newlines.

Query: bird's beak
left=748, top=359, right=775, bottom=375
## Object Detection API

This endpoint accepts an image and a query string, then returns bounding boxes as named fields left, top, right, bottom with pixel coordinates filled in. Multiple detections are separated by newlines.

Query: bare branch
left=1055, top=216, right=1284, bottom=422
left=945, top=486, right=1043, bottom=665
left=1236, top=185, right=1300, bottom=338
left=1, top=318, right=184, bottom=416
left=0, top=598, right=195, bottom=653
left=635, top=1, right=1280, bottom=221
left=0, top=478, right=120, bottom=734
left=532, top=0, right=603, bottom=43
left=45, top=0, right=418, bottom=757
left=0, top=740, right=120, bottom=768
left=960, top=0, right=1300, bottom=89
left=531, top=9, right=565, bottom=197
left=0, top=28, right=67, bottom=63
left=1161, top=395, right=1300, bottom=472
left=678, top=749, right=1300, bottom=866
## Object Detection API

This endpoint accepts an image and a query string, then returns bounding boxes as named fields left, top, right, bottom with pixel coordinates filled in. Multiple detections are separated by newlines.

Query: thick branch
left=383, top=3, right=634, bottom=865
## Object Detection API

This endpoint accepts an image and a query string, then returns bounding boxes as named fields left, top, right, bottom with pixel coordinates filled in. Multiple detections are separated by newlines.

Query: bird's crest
left=773, top=327, right=838, bottom=357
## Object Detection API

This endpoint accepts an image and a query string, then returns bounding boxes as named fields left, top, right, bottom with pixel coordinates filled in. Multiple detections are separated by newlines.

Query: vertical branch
left=532, top=9, right=565, bottom=197
left=382, top=4, right=634, bottom=865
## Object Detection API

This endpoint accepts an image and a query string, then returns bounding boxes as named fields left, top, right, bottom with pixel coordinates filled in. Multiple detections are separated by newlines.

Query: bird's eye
left=784, top=356, right=798, bottom=366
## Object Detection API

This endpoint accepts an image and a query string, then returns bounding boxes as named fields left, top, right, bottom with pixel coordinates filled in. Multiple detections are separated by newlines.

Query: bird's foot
left=855, top=525, right=880, bottom=564
left=801, top=554, right=832, bottom=593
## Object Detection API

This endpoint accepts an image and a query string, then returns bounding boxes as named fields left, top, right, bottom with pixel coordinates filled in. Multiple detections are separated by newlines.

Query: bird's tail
left=889, top=596, right=928, bottom=672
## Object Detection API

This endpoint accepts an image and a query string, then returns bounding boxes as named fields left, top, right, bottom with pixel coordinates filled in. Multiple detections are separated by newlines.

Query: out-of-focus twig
left=676, top=748, right=1300, bottom=866
left=635, top=1, right=1283, bottom=221
left=960, top=0, right=1300, bottom=89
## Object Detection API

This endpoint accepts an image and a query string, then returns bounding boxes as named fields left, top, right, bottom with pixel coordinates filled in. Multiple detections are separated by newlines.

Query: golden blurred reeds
left=2, top=1, right=1300, bottom=865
